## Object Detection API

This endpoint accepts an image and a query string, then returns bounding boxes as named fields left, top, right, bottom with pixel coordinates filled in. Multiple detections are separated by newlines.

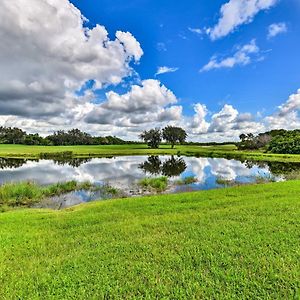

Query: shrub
left=139, top=177, right=168, bottom=192
left=176, top=176, right=197, bottom=185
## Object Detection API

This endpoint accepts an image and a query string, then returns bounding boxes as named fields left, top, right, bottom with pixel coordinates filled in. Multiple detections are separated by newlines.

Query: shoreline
left=1, top=144, right=300, bottom=163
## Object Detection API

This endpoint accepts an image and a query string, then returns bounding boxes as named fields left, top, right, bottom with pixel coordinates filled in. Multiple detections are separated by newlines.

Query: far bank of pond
left=1, top=154, right=300, bottom=209
left=2, top=144, right=300, bottom=163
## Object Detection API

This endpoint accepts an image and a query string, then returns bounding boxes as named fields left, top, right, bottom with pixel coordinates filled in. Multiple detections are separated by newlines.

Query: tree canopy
left=162, top=126, right=187, bottom=148
left=140, top=128, right=162, bottom=149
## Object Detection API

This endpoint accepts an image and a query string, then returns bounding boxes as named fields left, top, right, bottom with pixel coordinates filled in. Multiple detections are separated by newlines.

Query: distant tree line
left=0, top=126, right=134, bottom=146
left=238, top=129, right=300, bottom=154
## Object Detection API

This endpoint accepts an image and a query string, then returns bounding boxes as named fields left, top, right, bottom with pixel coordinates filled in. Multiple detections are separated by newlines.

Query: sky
left=0, top=0, right=300, bottom=141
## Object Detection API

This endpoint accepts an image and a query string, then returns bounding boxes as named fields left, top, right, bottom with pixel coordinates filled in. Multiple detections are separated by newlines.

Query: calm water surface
left=0, top=155, right=295, bottom=208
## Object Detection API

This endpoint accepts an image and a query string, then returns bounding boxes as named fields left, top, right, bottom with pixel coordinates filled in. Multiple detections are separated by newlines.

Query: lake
left=0, top=155, right=297, bottom=208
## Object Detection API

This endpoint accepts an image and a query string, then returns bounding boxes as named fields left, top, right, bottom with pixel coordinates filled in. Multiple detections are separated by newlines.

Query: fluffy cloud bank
left=0, top=0, right=299, bottom=142
left=265, top=89, right=300, bottom=130
left=208, top=0, right=278, bottom=40
left=0, top=0, right=143, bottom=119
left=85, top=79, right=181, bottom=126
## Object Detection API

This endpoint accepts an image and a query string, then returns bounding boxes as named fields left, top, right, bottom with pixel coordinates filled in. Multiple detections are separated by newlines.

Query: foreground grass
left=0, top=181, right=299, bottom=299
left=2, top=143, right=300, bottom=163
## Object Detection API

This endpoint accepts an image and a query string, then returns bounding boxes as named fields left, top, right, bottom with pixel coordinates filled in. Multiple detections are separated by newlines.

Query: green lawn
left=0, top=181, right=299, bottom=299
left=0, top=143, right=235, bottom=157
left=2, top=143, right=300, bottom=163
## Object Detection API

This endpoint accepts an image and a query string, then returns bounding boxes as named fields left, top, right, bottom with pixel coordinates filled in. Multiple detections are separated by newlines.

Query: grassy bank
left=0, top=181, right=92, bottom=210
left=0, top=181, right=299, bottom=299
left=1, top=143, right=300, bottom=163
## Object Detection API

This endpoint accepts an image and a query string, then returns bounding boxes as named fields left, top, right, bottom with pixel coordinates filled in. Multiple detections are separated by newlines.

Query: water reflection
left=0, top=155, right=288, bottom=189
left=139, top=156, right=187, bottom=177
left=245, top=160, right=300, bottom=175
left=0, top=158, right=29, bottom=169
left=1, top=155, right=299, bottom=179
left=53, top=157, right=92, bottom=168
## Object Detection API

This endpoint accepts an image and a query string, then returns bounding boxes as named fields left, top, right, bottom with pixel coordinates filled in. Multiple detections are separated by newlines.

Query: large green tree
left=140, top=128, right=162, bottom=149
left=162, top=126, right=187, bottom=148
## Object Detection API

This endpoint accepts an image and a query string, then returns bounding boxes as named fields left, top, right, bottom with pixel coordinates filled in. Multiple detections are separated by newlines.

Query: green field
left=2, top=143, right=300, bottom=163
left=0, top=181, right=299, bottom=299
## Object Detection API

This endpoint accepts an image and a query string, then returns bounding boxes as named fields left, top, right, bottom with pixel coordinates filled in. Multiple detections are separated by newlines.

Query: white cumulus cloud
left=200, top=40, right=260, bottom=72
left=267, top=22, right=287, bottom=38
left=0, top=0, right=143, bottom=119
left=208, top=0, right=278, bottom=40
left=85, top=79, right=180, bottom=126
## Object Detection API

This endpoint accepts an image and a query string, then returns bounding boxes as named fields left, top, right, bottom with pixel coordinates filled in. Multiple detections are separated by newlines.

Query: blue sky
left=0, top=0, right=300, bottom=140
left=71, top=0, right=300, bottom=118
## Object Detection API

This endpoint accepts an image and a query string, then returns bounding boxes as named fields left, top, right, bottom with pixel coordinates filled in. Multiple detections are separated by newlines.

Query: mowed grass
left=0, top=144, right=236, bottom=158
left=2, top=143, right=300, bottom=163
left=0, top=181, right=299, bottom=299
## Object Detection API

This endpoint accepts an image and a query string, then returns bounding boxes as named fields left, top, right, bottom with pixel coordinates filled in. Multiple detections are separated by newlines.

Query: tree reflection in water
left=0, top=158, right=29, bottom=169
left=243, top=160, right=300, bottom=175
left=138, top=156, right=162, bottom=175
left=0, top=157, right=93, bottom=169
left=53, top=158, right=92, bottom=168
left=139, top=156, right=187, bottom=177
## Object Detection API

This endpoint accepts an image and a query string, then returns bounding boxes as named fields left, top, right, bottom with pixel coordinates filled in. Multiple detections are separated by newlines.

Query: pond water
left=0, top=155, right=297, bottom=208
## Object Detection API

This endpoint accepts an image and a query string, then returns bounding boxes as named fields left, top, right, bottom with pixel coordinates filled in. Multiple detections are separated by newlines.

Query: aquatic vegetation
left=283, top=170, right=300, bottom=180
left=216, top=177, right=240, bottom=186
left=254, top=174, right=277, bottom=184
left=96, top=184, right=120, bottom=196
left=138, top=176, right=168, bottom=192
left=216, top=174, right=277, bottom=187
left=176, top=176, right=198, bottom=185
left=0, top=181, right=94, bottom=208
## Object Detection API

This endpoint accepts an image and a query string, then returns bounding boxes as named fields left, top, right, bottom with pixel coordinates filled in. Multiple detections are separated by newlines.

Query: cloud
left=155, top=66, right=179, bottom=76
left=266, top=89, right=300, bottom=130
left=0, top=0, right=143, bottom=119
left=267, top=22, right=287, bottom=38
left=183, top=103, right=265, bottom=141
left=188, top=27, right=202, bottom=35
left=208, top=104, right=239, bottom=133
left=277, top=89, right=300, bottom=116
left=200, top=40, right=260, bottom=72
left=115, top=31, right=144, bottom=61
left=189, top=104, right=209, bottom=134
left=85, top=79, right=180, bottom=126
left=208, top=0, right=278, bottom=40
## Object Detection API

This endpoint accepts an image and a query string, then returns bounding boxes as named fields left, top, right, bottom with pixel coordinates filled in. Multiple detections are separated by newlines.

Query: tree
left=0, top=126, right=26, bottom=144
left=162, top=126, right=187, bottom=148
left=140, top=128, right=162, bottom=149
left=267, top=130, right=300, bottom=154
left=237, top=132, right=272, bottom=150
left=239, top=133, right=247, bottom=142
